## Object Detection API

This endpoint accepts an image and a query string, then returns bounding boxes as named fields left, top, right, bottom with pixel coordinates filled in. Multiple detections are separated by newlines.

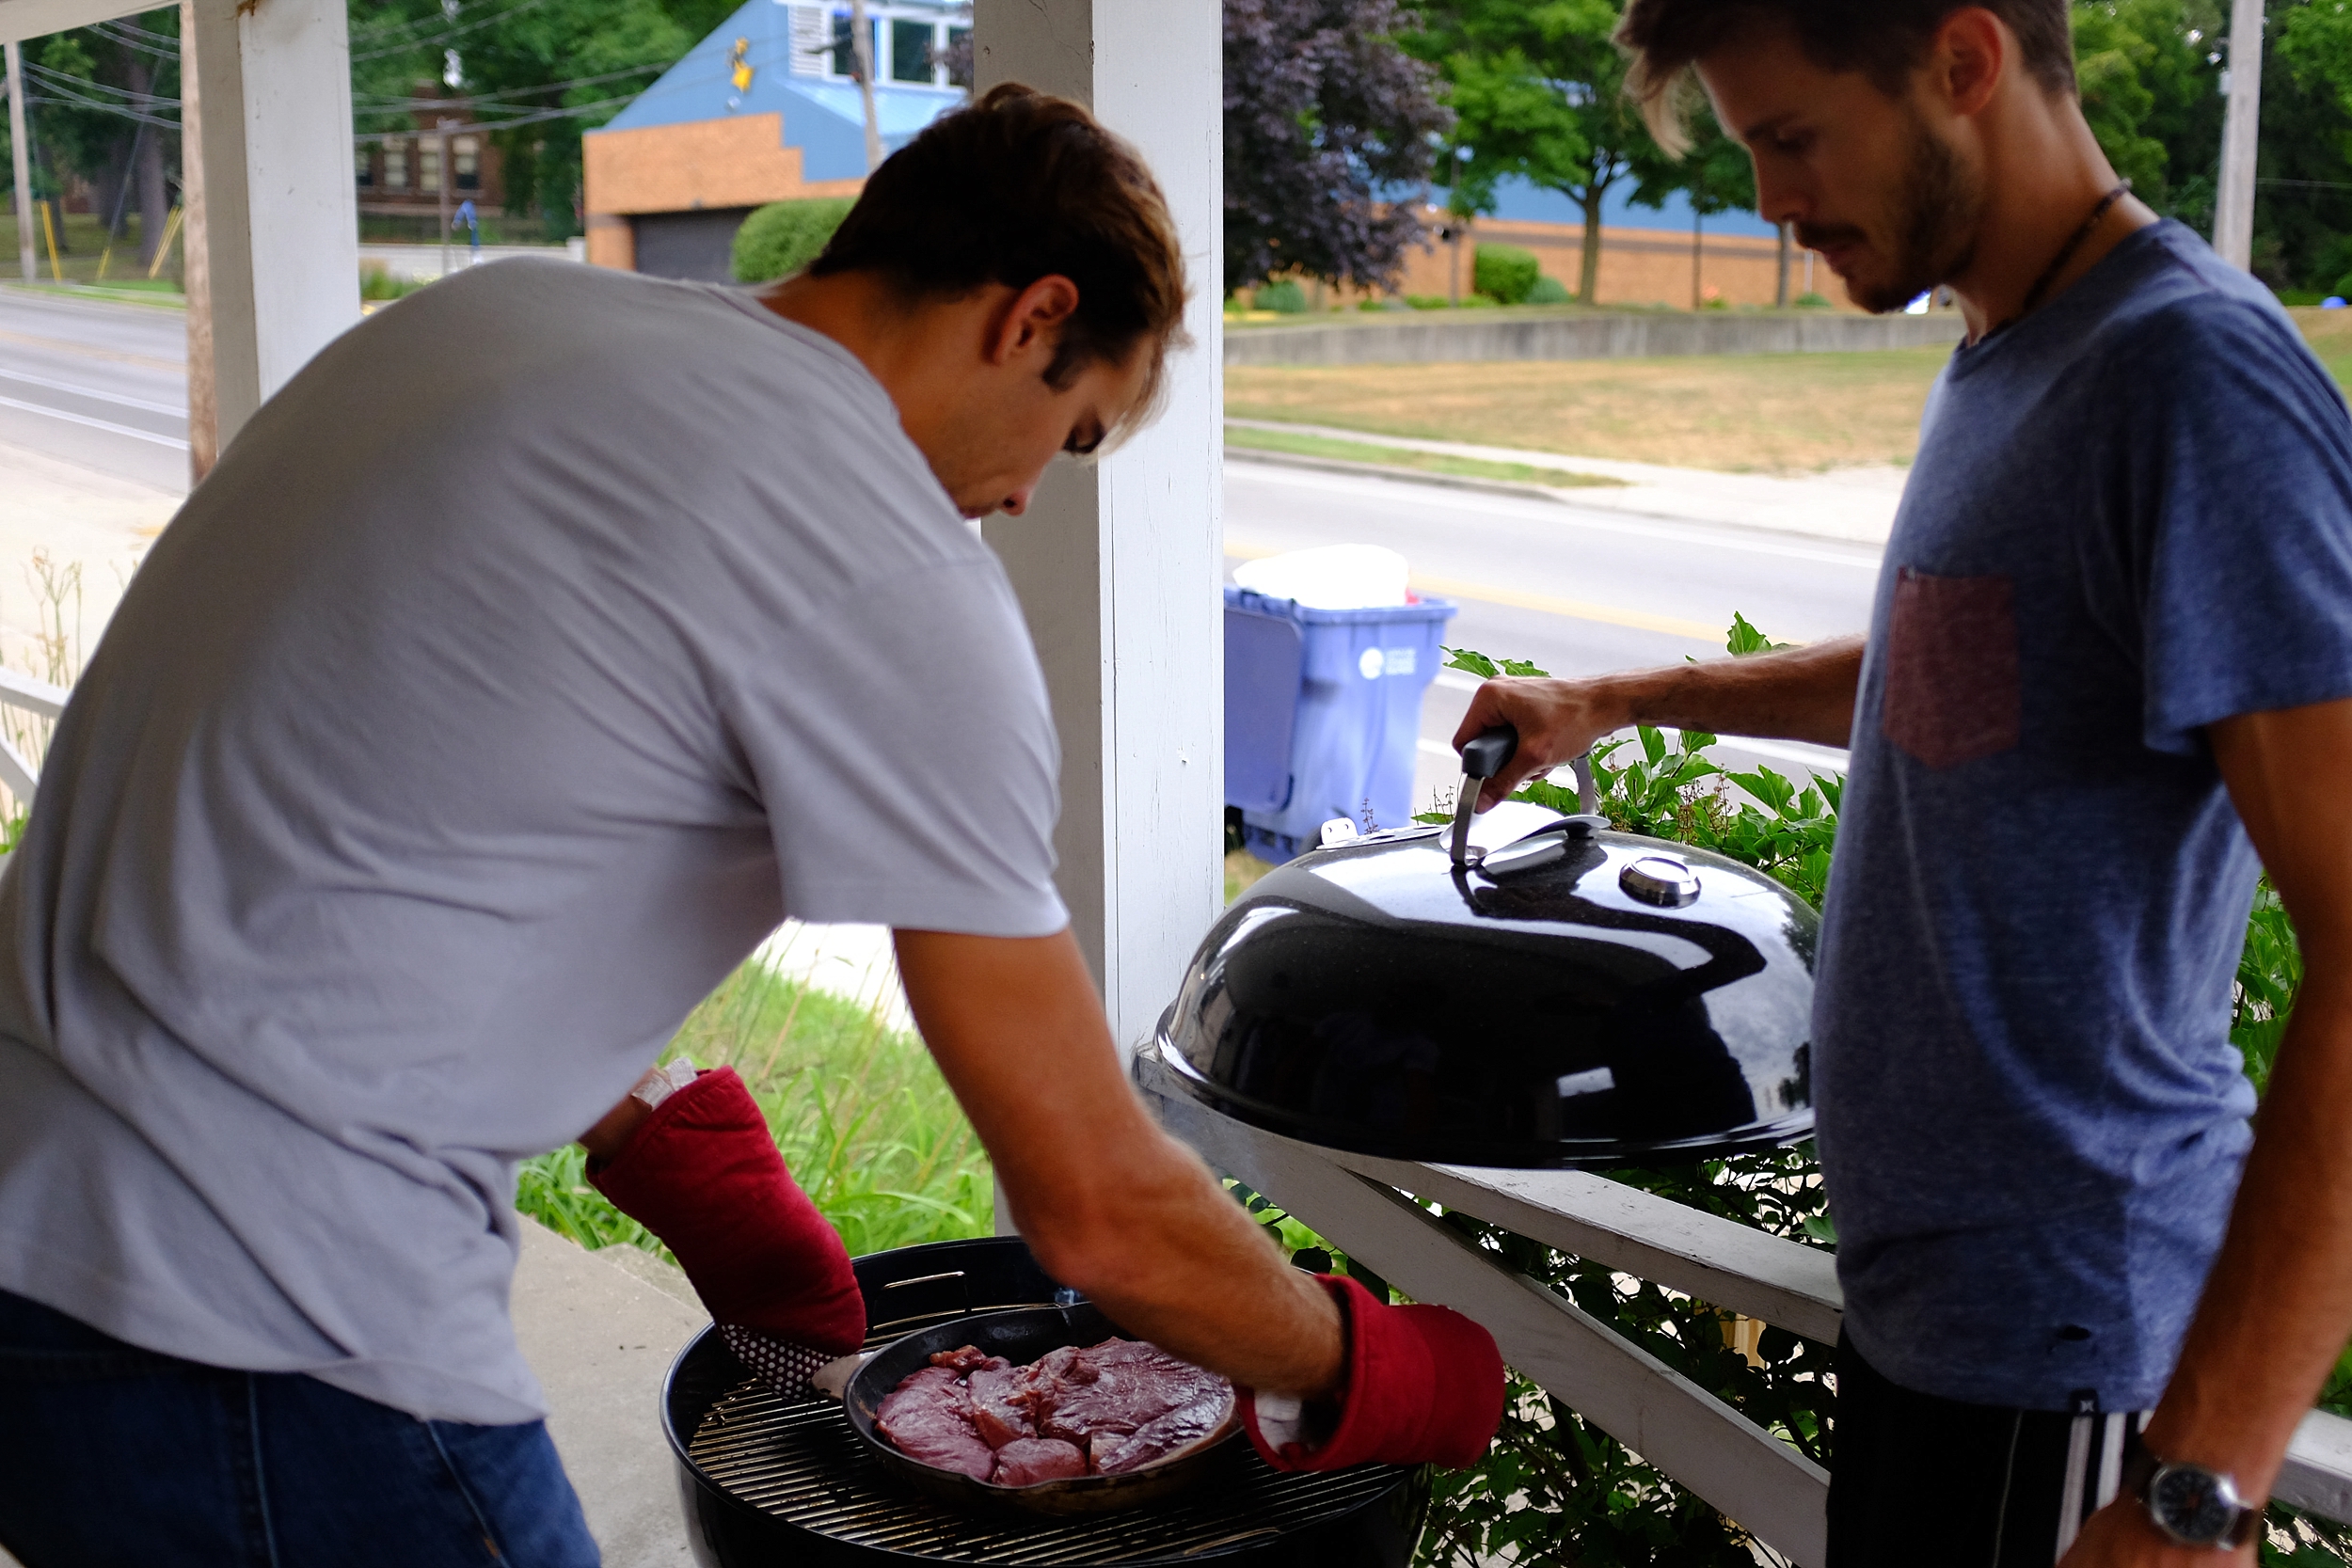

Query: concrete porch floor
left=513, top=1220, right=707, bottom=1565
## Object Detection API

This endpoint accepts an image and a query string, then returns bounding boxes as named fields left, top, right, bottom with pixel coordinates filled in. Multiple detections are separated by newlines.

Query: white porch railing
left=0, top=666, right=68, bottom=807
left=1141, top=1076, right=2352, bottom=1567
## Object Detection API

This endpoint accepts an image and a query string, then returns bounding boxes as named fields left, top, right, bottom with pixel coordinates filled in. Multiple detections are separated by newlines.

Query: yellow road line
left=1225, top=539, right=1722, bottom=642
left=0, top=325, right=183, bottom=373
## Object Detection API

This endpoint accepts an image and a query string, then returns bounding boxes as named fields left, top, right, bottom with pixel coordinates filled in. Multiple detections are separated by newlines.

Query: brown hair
left=1616, top=1, right=2077, bottom=153
left=810, top=83, right=1189, bottom=436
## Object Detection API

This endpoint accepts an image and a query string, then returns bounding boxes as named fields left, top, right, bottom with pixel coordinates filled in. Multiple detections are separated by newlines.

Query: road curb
left=1224, top=444, right=1616, bottom=507
left=1224, top=448, right=1892, bottom=549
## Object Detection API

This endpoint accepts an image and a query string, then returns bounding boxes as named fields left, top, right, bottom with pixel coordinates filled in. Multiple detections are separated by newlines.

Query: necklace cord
left=1984, top=179, right=2133, bottom=340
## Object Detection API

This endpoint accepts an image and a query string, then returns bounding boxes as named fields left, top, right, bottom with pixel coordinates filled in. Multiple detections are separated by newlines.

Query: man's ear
left=1928, top=7, right=2007, bottom=119
left=987, top=275, right=1083, bottom=368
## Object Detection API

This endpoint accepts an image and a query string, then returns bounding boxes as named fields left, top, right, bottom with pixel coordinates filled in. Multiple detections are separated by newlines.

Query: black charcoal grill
left=1142, top=729, right=1819, bottom=1167
left=665, top=1237, right=1430, bottom=1565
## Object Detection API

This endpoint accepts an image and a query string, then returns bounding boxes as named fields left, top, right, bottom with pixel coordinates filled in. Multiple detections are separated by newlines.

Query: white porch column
left=183, top=0, right=358, bottom=448
left=971, top=3, right=1225, bottom=1054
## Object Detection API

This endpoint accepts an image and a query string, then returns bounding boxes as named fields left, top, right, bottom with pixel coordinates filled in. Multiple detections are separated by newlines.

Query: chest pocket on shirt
left=1882, top=567, right=2021, bottom=769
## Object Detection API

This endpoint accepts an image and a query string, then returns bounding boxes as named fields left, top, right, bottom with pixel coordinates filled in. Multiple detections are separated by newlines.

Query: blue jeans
left=0, top=1288, right=599, bottom=1567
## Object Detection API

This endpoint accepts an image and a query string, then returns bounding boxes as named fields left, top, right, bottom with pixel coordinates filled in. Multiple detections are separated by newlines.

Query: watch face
left=2150, top=1465, right=2236, bottom=1544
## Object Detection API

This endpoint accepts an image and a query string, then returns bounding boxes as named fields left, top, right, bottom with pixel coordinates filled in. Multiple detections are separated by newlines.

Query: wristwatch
left=2123, top=1437, right=2262, bottom=1550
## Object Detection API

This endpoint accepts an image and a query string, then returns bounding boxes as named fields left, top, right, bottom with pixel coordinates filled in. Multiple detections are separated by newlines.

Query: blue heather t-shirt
left=1816, top=220, right=2352, bottom=1414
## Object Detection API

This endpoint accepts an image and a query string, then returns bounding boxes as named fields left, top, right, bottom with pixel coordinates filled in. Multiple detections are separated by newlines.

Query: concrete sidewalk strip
left=514, top=1219, right=706, bottom=1565
left=1227, top=418, right=1904, bottom=546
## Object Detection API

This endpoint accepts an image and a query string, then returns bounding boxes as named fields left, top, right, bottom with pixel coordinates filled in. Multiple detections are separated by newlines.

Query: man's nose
left=999, top=487, right=1033, bottom=516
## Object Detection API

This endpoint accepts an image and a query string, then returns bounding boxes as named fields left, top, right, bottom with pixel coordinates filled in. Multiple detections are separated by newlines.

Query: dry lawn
left=1228, top=311, right=2352, bottom=475
left=1225, top=350, right=1953, bottom=474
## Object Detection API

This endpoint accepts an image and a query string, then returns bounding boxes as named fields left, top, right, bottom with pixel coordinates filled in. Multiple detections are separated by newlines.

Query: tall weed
left=513, top=951, right=993, bottom=1260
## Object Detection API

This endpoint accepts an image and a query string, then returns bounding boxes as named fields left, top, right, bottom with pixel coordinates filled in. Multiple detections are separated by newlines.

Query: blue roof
left=596, top=0, right=963, bottom=182
left=1445, top=174, right=1780, bottom=240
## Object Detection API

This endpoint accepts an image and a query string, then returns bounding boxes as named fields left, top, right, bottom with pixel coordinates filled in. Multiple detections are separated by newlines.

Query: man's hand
left=2058, top=1496, right=2255, bottom=1567
left=1450, top=637, right=1867, bottom=810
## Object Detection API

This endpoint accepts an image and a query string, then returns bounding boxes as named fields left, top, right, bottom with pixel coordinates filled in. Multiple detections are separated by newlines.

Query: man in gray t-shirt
left=1470, top=5, right=2352, bottom=1564
left=0, top=87, right=1502, bottom=1564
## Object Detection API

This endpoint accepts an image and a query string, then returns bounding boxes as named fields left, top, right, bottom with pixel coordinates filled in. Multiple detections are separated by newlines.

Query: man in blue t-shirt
left=1461, top=3, right=2352, bottom=1563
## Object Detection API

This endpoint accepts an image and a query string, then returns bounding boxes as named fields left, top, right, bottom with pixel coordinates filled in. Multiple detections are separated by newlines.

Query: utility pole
left=850, top=0, right=882, bottom=172
left=2214, top=0, right=2265, bottom=270
left=1691, top=207, right=1703, bottom=311
left=182, top=0, right=216, bottom=482
left=437, top=118, right=455, bottom=279
left=7, top=41, right=33, bottom=285
left=1776, top=221, right=1791, bottom=308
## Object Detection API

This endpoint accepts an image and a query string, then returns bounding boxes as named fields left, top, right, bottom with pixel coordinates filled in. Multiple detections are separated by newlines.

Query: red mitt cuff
left=587, top=1066, right=866, bottom=1356
left=1241, top=1274, right=1502, bottom=1472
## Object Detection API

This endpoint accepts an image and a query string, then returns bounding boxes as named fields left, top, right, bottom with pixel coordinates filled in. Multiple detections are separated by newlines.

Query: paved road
left=1224, top=456, right=1884, bottom=818
left=0, top=287, right=190, bottom=494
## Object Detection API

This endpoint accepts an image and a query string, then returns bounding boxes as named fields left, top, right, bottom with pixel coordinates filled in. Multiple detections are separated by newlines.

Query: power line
left=351, top=58, right=672, bottom=109
left=350, top=0, right=556, bottom=63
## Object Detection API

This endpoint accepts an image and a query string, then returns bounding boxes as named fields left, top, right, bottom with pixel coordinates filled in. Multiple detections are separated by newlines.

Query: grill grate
left=687, top=1375, right=1408, bottom=1564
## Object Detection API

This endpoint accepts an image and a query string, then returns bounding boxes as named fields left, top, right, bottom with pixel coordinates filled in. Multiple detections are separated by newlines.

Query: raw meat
left=875, top=1366, right=994, bottom=1481
left=966, top=1364, right=1035, bottom=1449
left=990, top=1437, right=1088, bottom=1485
left=877, top=1338, right=1235, bottom=1487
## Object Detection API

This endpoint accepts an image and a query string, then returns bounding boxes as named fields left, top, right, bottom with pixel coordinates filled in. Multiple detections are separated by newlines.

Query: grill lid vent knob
left=1620, top=855, right=1701, bottom=908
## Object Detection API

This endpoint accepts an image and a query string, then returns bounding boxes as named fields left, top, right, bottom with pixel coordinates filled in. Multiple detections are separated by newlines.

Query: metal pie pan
left=844, top=1302, right=1243, bottom=1518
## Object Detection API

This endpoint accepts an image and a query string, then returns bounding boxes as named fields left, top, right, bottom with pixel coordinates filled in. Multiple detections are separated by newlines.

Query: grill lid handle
left=1450, top=725, right=1518, bottom=869
left=1460, top=726, right=1518, bottom=781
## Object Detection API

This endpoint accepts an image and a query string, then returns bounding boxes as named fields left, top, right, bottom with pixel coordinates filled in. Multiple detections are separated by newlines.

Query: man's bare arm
left=2066, top=696, right=2352, bottom=1566
left=1450, top=637, right=1867, bottom=808
left=894, top=927, right=1345, bottom=1401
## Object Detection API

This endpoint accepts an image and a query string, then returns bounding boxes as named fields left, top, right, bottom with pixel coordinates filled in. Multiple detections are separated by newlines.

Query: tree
left=12, top=12, right=181, bottom=264
left=2072, top=0, right=2224, bottom=212
left=1628, top=112, right=1755, bottom=308
left=1406, top=0, right=1646, bottom=304
left=348, top=0, right=698, bottom=243
left=1223, top=0, right=1454, bottom=293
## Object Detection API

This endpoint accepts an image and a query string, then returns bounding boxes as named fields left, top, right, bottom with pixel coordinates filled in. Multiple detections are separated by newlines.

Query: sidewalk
left=1227, top=418, right=1905, bottom=546
left=0, top=438, right=176, bottom=677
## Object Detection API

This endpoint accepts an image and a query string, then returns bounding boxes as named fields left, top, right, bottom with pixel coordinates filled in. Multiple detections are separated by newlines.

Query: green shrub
left=1254, top=278, right=1309, bottom=313
left=1794, top=291, right=1835, bottom=309
left=730, top=197, right=856, bottom=284
left=1457, top=292, right=1500, bottom=309
left=2278, top=288, right=2329, bottom=309
left=1524, top=275, right=1572, bottom=305
left=358, top=267, right=426, bottom=302
left=1405, top=293, right=1450, bottom=310
left=1472, top=243, right=1540, bottom=305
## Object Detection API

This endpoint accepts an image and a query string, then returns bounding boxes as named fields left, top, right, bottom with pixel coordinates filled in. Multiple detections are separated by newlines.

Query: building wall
left=1372, top=215, right=1851, bottom=312
left=583, top=113, right=864, bottom=223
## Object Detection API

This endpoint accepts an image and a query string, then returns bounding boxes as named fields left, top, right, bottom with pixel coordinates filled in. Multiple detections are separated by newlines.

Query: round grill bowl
left=663, top=1237, right=1431, bottom=1565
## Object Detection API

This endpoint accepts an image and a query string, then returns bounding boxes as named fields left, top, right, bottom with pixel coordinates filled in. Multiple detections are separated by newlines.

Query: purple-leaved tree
left=1224, top=0, right=1454, bottom=294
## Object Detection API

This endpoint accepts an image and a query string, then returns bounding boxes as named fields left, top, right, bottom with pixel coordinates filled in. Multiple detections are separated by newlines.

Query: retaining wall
left=1223, top=309, right=1965, bottom=366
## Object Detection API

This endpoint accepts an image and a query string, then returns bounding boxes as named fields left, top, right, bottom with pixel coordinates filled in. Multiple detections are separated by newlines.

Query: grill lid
left=1146, top=811, right=1818, bottom=1168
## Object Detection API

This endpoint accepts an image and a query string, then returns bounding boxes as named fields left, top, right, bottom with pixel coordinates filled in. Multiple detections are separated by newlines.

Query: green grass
left=1226, top=421, right=1625, bottom=488
left=514, top=957, right=993, bottom=1263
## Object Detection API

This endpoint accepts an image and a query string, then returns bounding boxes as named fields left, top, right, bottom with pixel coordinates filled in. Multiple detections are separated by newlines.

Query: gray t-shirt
left=1817, top=221, right=2352, bottom=1412
left=0, top=260, right=1067, bottom=1423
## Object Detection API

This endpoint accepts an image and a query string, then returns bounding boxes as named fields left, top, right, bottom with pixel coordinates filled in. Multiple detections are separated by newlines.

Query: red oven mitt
left=588, top=1066, right=867, bottom=1398
left=1239, top=1274, right=1503, bottom=1471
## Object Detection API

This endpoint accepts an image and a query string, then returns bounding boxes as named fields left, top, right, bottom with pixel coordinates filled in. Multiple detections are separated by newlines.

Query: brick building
left=582, top=0, right=965, bottom=280
left=357, top=94, right=505, bottom=229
